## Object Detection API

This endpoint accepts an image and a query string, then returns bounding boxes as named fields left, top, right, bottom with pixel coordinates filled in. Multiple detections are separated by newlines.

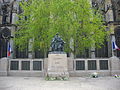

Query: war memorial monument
left=46, top=33, right=69, bottom=80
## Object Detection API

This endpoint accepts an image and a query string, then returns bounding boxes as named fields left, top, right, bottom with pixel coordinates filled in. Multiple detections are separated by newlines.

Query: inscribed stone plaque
left=47, top=53, right=69, bottom=77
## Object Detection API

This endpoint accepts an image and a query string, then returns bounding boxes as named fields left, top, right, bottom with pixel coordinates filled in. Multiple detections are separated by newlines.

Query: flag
left=112, top=41, right=120, bottom=50
left=7, top=42, right=12, bottom=56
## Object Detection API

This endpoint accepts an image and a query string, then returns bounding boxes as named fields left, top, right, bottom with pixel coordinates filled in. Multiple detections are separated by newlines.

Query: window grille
left=99, top=60, right=108, bottom=70
left=76, top=61, right=85, bottom=70
left=33, top=61, right=42, bottom=70
left=10, top=61, right=19, bottom=70
left=88, top=60, right=97, bottom=70
left=21, top=61, right=30, bottom=70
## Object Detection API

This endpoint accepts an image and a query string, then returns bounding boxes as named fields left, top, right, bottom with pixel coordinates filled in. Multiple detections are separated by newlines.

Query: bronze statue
left=51, top=33, right=65, bottom=52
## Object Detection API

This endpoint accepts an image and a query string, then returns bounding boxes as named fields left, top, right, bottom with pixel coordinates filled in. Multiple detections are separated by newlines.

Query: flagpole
left=7, top=41, right=11, bottom=58
left=111, top=34, right=116, bottom=57
left=111, top=34, right=120, bottom=57
left=7, top=41, right=9, bottom=58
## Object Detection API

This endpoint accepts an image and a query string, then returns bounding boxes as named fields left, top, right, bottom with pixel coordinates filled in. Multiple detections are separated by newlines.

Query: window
left=88, top=60, right=97, bottom=70
left=10, top=61, right=19, bottom=70
left=21, top=61, right=30, bottom=70
left=33, top=61, right=42, bottom=70
left=76, top=61, right=85, bottom=70
left=99, top=60, right=108, bottom=70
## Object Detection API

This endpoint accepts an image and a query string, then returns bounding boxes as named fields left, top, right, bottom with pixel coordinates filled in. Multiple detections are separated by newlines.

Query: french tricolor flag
left=112, top=41, right=120, bottom=50
left=7, top=42, right=12, bottom=56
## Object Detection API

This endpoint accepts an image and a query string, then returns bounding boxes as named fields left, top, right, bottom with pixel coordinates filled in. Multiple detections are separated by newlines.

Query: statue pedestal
left=47, top=53, right=69, bottom=78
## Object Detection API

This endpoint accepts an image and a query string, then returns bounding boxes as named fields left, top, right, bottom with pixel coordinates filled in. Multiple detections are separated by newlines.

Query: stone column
left=85, top=60, right=88, bottom=71
left=19, top=60, right=21, bottom=71
left=90, top=43, right=95, bottom=58
left=28, top=39, right=34, bottom=58
left=96, top=60, right=100, bottom=70
left=108, top=35, right=112, bottom=57
left=30, top=60, right=33, bottom=71
left=111, top=34, right=116, bottom=56
left=0, top=58, right=8, bottom=76
left=90, top=48, right=95, bottom=58
left=10, top=1, right=18, bottom=58
left=70, top=38, right=74, bottom=58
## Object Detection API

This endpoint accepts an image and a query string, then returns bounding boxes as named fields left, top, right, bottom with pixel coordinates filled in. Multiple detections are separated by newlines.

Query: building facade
left=0, top=0, right=120, bottom=77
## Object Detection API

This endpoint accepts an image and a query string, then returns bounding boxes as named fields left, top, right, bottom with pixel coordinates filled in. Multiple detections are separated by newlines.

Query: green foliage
left=14, top=0, right=110, bottom=55
left=45, top=74, right=69, bottom=81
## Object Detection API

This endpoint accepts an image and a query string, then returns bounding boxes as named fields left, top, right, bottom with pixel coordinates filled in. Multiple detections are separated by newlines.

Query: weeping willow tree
left=15, top=0, right=110, bottom=57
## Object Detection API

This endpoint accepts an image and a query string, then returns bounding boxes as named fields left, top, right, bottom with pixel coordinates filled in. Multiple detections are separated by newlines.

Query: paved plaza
left=0, top=76, right=120, bottom=90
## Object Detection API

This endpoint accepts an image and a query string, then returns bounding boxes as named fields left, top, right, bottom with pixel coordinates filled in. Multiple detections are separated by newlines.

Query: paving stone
left=0, top=77, right=120, bottom=90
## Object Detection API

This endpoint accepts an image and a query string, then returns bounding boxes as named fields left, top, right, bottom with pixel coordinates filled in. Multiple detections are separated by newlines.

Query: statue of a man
left=51, top=33, right=65, bottom=52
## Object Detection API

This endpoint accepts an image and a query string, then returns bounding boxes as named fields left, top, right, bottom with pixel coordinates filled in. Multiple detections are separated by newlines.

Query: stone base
left=111, top=70, right=120, bottom=76
left=0, top=58, right=8, bottom=76
left=47, top=53, right=69, bottom=78
left=109, top=56, right=120, bottom=70
left=0, top=71, right=7, bottom=76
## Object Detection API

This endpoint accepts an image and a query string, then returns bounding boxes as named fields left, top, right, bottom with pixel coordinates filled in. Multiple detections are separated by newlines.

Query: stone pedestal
left=109, top=56, right=120, bottom=75
left=47, top=53, right=69, bottom=78
left=0, top=57, right=8, bottom=76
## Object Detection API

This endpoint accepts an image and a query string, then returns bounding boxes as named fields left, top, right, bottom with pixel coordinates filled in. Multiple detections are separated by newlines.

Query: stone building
left=0, top=0, right=120, bottom=77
